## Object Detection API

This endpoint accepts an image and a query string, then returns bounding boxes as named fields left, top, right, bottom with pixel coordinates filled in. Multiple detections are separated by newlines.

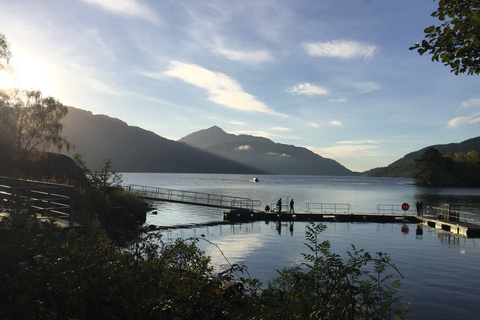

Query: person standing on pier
left=277, top=198, right=282, bottom=213
left=289, top=198, right=294, bottom=213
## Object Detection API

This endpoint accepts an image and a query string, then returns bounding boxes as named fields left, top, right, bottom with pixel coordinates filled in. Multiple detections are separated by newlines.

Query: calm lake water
left=122, top=173, right=480, bottom=319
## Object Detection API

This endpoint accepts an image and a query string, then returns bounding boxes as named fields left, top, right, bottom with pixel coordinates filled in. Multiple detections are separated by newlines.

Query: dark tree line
left=414, top=147, right=480, bottom=187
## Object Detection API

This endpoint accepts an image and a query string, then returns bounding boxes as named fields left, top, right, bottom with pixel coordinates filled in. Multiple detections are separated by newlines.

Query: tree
left=1, top=89, right=73, bottom=162
left=0, top=33, right=11, bottom=70
left=0, top=33, right=72, bottom=164
left=414, top=147, right=454, bottom=186
left=410, top=0, right=480, bottom=75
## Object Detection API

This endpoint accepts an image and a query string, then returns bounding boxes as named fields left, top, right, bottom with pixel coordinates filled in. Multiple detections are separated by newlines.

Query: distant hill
left=60, top=107, right=263, bottom=173
left=179, top=126, right=357, bottom=175
left=363, top=136, right=480, bottom=177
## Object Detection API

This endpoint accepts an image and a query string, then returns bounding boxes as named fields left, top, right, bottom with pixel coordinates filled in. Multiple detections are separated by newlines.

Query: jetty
left=223, top=209, right=420, bottom=223
left=127, top=185, right=480, bottom=238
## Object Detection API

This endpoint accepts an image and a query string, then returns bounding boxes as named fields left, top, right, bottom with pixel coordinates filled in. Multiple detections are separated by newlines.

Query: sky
left=1, top=0, right=480, bottom=172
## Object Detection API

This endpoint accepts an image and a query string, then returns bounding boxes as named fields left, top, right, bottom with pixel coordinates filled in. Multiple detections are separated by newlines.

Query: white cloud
left=309, top=123, right=319, bottom=127
left=330, top=120, right=342, bottom=126
left=212, top=46, right=272, bottom=64
left=337, top=139, right=379, bottom=145
left=268, top=152, right=290, bottom=158
left=230, top=130, right=272, bottom=138
left=236, top=145, right=251, bottom=150
left=352, top=81, right=381, bottom=93
left=287, top=82, right=329, bottom=96
left=307, top=140, right=384, bottom=159
left=448, top=113, right=480, bottom=127
left=82, top=0, right=159, bottom=24
left=161, top=61, right=285, bottom=116
left=304, top=40, right=377, bottom=60
left=229, top=121, right=246, bottom=126
left=330, top=97, right=348, bottom=103
left=270, top=127, right=291, bottom=131
left=461, top=98, right=480, bottom=108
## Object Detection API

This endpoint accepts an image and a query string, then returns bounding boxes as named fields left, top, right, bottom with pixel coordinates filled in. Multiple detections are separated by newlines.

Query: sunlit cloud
left=460, top=98, right=480, bottom=108
left=330, top=120, right=342, bottom=126
left=287, top=82, right=329, bottom=96
left=82, top=0, right=160, bottom=24
left=230, top=121, right=246, bottom=126
left=162, top=61, right=285, bottom=116
left=307, top=140, right=385, bottom=159
left=338, top=139, right=379, bottom=145
left=230, top=130, right=272, bottom=138
left=304, top=40, right=377, bottom=60
left=448, top=113, right=480, bottom=127
left=270, top=127, right=291, bottom=131
left=268, top=152, right=290, bottom=158
left=70, top=63, right=119, bottom=95
left=309, top=123, right=319, bottom=127
left=236, top=145, right=251, bottom=151
left=352, top=81, right=381, bottom=93
left=212, top=46, right=272, bottom=64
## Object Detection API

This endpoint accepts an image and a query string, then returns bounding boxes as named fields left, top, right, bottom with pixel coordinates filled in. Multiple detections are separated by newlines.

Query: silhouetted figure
left=276, top=198, right=282, bottom=213
left=265, top=205, right=270, bottom=212
left=289, top=198, right=294, bottom=213
left=416, top=201, right=424, bottom=215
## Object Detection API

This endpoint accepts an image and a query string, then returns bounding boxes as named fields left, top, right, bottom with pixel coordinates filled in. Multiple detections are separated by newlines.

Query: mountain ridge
left=179, top=126, right=357, bottom=175
left=363, top=136, right=480, bottom=177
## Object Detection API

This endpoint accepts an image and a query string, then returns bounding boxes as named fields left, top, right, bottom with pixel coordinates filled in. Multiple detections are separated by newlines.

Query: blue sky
left=1, top=0, right=480, bottom=172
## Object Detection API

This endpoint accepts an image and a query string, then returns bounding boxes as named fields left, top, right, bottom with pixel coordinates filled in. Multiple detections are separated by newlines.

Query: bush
left=0, top=212, right=410, bottom=319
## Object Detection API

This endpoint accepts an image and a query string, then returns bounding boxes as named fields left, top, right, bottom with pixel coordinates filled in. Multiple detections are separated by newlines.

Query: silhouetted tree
left=1, top=89, right=73, bottom=162
left=410, top=0, right=480, bottom=75
left=414, top=147, right=454, bottom=186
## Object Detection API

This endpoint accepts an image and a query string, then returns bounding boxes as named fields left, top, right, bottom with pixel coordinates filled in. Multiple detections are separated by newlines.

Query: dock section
left=223, top=209, right=421, bottom=224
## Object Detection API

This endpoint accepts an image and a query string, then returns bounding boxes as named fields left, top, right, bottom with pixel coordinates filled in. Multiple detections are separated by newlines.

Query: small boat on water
left=252, top=177, right=259, bottom=182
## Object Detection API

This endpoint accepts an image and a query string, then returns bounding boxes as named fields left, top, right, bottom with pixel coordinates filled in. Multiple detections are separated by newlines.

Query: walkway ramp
left=126, top=185, right=261, bottom=210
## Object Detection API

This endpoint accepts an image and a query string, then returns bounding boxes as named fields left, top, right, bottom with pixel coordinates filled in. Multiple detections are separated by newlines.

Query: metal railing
left=0, top=176, right=75, bottom=227
left=376, top=204, right=413, bottom=214
left=306, top=203, right=351, bottom=213
left=126, top=185, right=261, bottom=210
left=426, top=204, right=480, bottom=225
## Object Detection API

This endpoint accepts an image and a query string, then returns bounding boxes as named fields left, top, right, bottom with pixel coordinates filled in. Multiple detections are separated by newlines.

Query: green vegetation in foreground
left=0, top=213, right=412, bottom=319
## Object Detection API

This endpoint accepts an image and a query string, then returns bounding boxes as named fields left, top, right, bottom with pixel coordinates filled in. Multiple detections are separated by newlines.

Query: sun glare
left=0, top=71, right=17, bottom=89
left=11, top=54, right=52, bottom=95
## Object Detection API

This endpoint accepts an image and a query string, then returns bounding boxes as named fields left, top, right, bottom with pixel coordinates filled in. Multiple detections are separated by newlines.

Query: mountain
left=363, top=136, right=480, bottom=177
left=60, top=107, right=263, bottom=173
left=178, top=126, right=357, bottom=175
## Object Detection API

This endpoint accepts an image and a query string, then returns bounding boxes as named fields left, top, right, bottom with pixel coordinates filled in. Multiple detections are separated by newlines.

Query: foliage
left=260, top=222, right=411, bottom=319
left=74, top=155, right=122, bottom=188
left=0, top=33, right=11, bottom=70
left=0, top=89, right=73, bottom=162
left=410, top=0, right=480, bottom=75
left=414, top=148, right=480, bottom=186
left=0, top=210, right=410, bottom=319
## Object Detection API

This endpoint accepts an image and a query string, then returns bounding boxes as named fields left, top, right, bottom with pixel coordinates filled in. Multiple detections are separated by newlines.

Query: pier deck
left=223, top=209, right=421, bottom=223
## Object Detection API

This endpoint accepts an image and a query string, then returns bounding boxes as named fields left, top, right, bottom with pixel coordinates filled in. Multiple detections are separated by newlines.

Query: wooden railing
left=0, top=176, right=75, bottom=227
